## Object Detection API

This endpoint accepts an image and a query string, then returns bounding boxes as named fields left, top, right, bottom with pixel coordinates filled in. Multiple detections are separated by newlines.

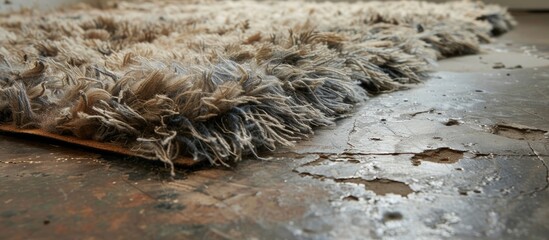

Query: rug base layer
left=0, top=124, right=196, bottom=166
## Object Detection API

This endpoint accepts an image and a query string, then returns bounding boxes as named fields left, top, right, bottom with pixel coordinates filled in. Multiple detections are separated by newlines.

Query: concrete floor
left=1, top=12, right=548, bottom=240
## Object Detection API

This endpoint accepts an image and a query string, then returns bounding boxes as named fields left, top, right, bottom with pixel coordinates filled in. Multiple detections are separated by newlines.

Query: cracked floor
left=1, top=11, right=549, bottom=240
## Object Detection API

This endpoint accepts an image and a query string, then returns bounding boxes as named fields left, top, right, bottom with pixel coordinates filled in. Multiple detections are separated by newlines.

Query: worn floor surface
left=1, top=12, right=548, bottom=240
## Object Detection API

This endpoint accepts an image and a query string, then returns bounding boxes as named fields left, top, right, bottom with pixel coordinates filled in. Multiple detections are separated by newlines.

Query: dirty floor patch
left=335, top=178, right=414, bottom=196
left=491, top=123, right=548, bottom=141
left=411, top=148, right=466, bottom=166
left=298, top=171, right=414, bottom=197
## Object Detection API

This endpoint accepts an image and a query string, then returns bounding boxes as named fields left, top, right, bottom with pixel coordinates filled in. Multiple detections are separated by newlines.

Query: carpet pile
left=0, top=0, right=515, bottom=174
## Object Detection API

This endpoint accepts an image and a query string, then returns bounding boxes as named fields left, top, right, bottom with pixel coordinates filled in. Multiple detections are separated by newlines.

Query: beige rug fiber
left=0, top=0, right=515, bottom=174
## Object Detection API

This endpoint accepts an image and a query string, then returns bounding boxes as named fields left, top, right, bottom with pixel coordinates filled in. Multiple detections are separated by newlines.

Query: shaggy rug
left=0, top=0, right=515, bottom=174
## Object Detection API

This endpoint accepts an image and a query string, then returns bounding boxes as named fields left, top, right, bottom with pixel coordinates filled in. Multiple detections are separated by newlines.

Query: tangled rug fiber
left=0, top=0, right=515, bottom=174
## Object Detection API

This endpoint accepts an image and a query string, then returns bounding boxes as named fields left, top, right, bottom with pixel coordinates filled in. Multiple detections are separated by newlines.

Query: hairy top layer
left=0, top=0, right=515, bottom=174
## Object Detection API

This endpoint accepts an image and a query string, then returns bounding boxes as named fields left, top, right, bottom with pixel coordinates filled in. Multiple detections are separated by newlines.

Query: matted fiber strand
left=0, top=0, right=515, bottom=175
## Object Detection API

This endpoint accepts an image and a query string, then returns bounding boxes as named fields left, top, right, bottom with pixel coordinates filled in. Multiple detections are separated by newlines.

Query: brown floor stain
left=335, top=178, right=414, bottom=197
left=491, top=123, right=548, bottom=141
left=444, top=119, right=461, bottom=126
left=342, top=195, right=360, bottom=201
left=412, top=148, right=465, bottom=166
left=383, top=212, right=404, bottom=222
left=301, top=154, right=361, bottom=166
left=297, top=171, right=414, bottom=196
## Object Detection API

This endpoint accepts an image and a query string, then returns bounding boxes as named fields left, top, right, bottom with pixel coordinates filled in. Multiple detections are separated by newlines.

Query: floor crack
left=528, top=142, right=549, bottom=194
left=346, top=118, right=359, bottom=149
left=281, top=151, right=549, bottom=159
left=409, top=108, right=435, bottom=117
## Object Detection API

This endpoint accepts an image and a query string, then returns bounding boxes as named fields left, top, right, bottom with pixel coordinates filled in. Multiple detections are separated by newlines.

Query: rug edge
left=0, top=124, right=197, bottom=166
